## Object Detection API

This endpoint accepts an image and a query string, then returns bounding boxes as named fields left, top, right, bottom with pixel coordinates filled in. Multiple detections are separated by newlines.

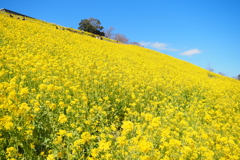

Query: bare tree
left=207, top=63, right=214, bottom=72
left=130, top=42, right=143, bottom=47
left=238, top=74, right=240, bottom=80
left=104, top=27, right=115, bottom=38
left=218, top=72, right=225, bottom=76
left=114, top=33, right=129, bottom=43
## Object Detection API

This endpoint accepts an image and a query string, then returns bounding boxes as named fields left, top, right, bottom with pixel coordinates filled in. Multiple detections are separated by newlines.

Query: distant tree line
left=78, top=18, right=133, bottom=44
left=207, top=65, right=240, bottom=80
left=232, top=74, right=240, bottom=80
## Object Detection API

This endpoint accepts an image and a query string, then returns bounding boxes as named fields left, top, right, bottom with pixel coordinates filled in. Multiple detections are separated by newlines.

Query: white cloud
left=139, top=41, right=178, bottom=51
left=180, top=49, right=201, bottom=56
left=151, top=42, right=168, bottom=50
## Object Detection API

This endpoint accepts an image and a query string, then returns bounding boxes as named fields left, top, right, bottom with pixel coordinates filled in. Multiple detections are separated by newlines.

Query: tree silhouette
left=78, top=18, right=105, bottom=36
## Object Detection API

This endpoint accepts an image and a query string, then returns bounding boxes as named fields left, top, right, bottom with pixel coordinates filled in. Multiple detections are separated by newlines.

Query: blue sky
left=1, top=0, right=240, bottom=78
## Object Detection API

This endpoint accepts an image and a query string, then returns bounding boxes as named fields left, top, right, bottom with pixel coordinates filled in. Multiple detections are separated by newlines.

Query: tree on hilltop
left=130, top=42, right=142, bottom=46
left=218, top=72, right=226, bottom=76
left=78, top=18, right=105, bottom=36
left=114, top=33, right=129, bottom=43
left=104, top=27, right=115, bottom=38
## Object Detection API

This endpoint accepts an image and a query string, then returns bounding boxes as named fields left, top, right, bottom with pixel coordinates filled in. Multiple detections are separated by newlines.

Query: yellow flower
left=98, top=140, right=111, bottom=151
left=110, top=124, right=116, bottom=131
left=57, top=130, right=67, bottom=135
left=1, top=115, right=14, bottom=130
left=91, top=148, right=99, bottom=158
left=138, top=139, right=153, bottom=153
left=140, top=155, right=150, bottom=160
left=46, top=154, right=55, bottom=160
left=53, top=136, right=63, bottom=145
left=30, top=143, right=35, bottom=149
left=122, top=121, right=134, bottom=132
left=116, top=136, right=127, bottom=146
left=59, top=101, right=65, bottom=108
left=150, top=117, right=161, bottom=128
left=58, top=113, right=67, bottom=123
left=39, top=84, right=47, bottom=91
left=66, top=132, right=73, bottom=138
left=6, top=147, right=17, bottom=158
left=82, top=95, right=88, bottom=101
left=131, top=92, right=136, bottom=99
left=74, top=139, right=85, bottom=146
left=76, top=127, right=82, bottom=132
left=47, top=84, right=55, bottom=91
left=21, top=75, right=27, bottom=80
left=4, top=122, right=14, bottom=130
left=19, top=103, right=30, bottom=114
left=34, top=107, right=41, bottom=113
left=81, top=132, right=91, bottom=143
left=144, top=113, right=153, bottom=121
left=19, top=87, right=29, bottom=96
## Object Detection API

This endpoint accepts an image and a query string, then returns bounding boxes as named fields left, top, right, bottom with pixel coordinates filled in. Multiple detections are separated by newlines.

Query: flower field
left=0, top=11, right=240, bottom=160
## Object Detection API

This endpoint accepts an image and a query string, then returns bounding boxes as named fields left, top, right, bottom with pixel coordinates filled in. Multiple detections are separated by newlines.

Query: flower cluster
left=0, top=11, right=240, bottom=159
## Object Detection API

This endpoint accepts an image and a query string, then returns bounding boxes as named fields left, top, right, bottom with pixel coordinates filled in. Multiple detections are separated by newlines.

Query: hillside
left=0, top=11, right=240, bottom=160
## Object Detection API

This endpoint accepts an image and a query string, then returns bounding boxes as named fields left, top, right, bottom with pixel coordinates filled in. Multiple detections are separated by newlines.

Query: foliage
left=0, top=12, right=240, bottom=160
left=78, top=18, right=105, bottom=36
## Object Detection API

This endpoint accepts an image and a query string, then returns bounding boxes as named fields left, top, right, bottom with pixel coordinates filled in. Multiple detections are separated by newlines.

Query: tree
left=207, top=63, right=214, bottom=72
left=218, top=72, right=226, bottom=76
left=78, top=18, right=105, bottom=36
left=104, top=27, right=115, bottom=38
left=114, top=33, right=129, bottom=43
left=238, top=74, right=240, bottom=80
left=130, top=42, right=142, bottom=46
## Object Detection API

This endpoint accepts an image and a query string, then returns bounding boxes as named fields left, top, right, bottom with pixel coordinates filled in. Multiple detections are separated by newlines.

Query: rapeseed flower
left=58, top=113, right=67, bottom=123
left=0, top=11, right=239, bottom=159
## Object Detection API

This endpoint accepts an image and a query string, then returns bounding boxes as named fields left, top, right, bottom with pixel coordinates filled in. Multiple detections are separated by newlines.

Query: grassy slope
left=0, top=11, right=240, bottom=159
